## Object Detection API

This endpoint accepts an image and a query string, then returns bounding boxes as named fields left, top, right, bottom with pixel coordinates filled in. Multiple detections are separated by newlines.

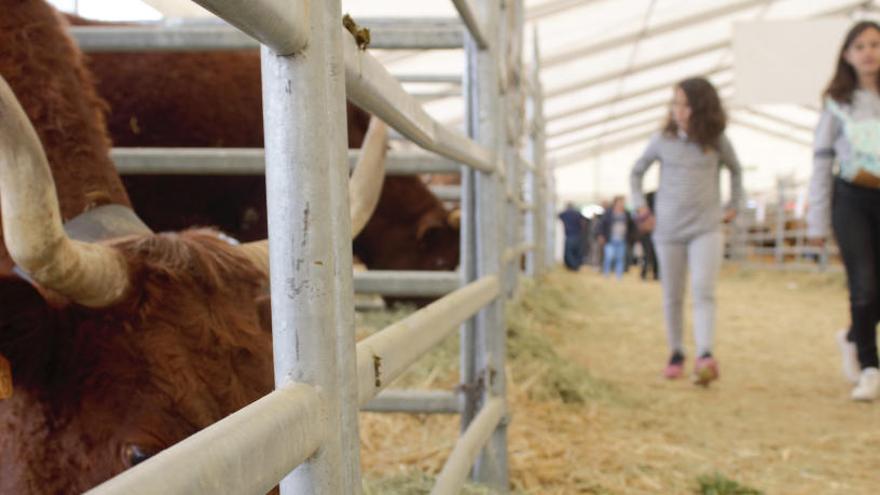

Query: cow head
left=0, top=73, right=274, bottom=492
left=0, top=64, right=391, bottom=491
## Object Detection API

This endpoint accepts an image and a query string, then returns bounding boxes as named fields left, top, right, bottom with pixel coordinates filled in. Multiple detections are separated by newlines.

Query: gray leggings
left=654, top=230, right=724, bottom=357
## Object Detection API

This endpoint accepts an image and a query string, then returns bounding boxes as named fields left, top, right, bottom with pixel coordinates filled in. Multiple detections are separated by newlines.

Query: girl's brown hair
left=663, top=77, right=726, bottom=152
left=824, top=21, right=880, bottom=104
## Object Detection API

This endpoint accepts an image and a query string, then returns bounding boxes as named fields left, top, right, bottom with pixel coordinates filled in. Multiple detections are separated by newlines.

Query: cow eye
left=123, top=444, right=154, bottom=467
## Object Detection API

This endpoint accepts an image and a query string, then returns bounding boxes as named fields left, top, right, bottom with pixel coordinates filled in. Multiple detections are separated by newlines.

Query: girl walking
left=631, top=77, right=743, bottom=385
left=807, top=21, right=880, bottom=401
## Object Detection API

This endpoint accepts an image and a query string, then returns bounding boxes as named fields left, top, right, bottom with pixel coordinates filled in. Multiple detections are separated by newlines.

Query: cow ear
left=446, top=209, right=461, bottom=230
left=415, top=213, right=445, bottom=242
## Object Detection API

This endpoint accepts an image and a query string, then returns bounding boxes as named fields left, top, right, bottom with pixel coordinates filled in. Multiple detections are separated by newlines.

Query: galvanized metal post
left=505, top=0, right=524, bottom=296
left=545, top=162, right=556, bottom=269
left=465, top=0, right=508, bottom=489
left=774, top=179, right=785, bottom=267
left=525, top=28, right=545, bottom=278
left=261, top=1, right=361, bottom=493
left=459, top=160, right=478, bottom=428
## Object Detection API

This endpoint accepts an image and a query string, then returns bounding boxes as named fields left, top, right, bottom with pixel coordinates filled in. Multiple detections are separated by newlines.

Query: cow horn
left=240, top=116, right=388, bottom=272
left=349, top=116, right=388, bottom=237
left=0, top=75, right=130, bottom=308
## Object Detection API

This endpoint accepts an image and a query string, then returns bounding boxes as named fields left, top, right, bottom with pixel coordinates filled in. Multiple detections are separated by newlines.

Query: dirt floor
left=359, top=265, right=880, bottom=494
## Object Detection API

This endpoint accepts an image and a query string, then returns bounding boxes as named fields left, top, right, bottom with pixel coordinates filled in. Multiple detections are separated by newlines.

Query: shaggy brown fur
left=0, top=229, right=273, bottom=494
left=0, top=0, right=130, bottom=275
left=67, top=14, right=459, bottom=270
left=0, top=4, right=275, bottom=492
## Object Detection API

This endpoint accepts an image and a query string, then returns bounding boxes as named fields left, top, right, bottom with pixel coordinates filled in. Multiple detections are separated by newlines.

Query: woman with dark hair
left=630, top=77, right=743, bottom=385
left=807, top=21, right=880, bottom=401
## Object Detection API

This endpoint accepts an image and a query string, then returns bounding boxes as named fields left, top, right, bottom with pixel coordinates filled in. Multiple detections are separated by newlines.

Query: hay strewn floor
left=359, top=266, right=880, bottom=494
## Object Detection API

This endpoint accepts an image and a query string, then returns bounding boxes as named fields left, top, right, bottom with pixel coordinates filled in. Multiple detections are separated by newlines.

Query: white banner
left=733, top=19, right=851, bottom=106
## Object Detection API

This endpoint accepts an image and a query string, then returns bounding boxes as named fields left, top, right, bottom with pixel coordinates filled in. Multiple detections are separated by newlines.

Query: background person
left=631, top=77, right=743, bottom=385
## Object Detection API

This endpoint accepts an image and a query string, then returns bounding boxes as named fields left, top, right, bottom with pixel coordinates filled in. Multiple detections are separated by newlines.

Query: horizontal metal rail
left=73, top=24, right=493, bottom=174
left=110, top=148, right=462, bottom=175
left=414, top=90, right=464, bottom=102
left=189, top=0, right=308, bottom=55
left=362, top=389, right=459, bottom=414
left=86, top=383, right=323, bottom=494
left=71, top=25, right=259, bottom=51
left=397, top=74, right=463, bottom=84
left=430, top=185, right=462, bottom=202
left=502, top=243, right=534, bottom=264
left=355, top=276, right=499, bottom=405
left=342, top=27, right=496, bottom=174
left=70, top=18, right=464, bottom=52
left=345, top=17, right=465, bottom=49
left=430, top=397, right=506, bottom=495
left=353, top=271, right=461, bottom=297
left=737, top=261, right=843, bottom=273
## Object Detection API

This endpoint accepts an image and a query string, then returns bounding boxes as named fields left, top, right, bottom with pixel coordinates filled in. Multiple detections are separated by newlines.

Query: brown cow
left=66, top=14, right=460, bottom=271
left=0, top=3, right=272, bottom=493
left=0, top=2, right=383, bottom=492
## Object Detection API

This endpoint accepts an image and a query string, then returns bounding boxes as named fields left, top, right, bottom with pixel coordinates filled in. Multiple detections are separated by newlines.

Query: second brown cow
left=68, top=14, right=461, bottom=273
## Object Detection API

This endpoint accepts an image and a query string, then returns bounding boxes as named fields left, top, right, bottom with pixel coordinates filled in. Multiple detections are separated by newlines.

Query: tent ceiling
left=47, top=0, right=880, bottom=195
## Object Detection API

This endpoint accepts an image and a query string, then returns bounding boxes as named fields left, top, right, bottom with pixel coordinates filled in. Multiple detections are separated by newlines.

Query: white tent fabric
left=48, top=0, right=880, bottom=202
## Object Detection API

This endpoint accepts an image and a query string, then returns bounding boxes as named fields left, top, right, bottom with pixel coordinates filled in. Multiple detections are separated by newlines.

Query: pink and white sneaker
left=663, top=352, right=685, bottom=379
left=664, top=362, right=684, bottom=379
left=693, top=356, right=719, bottom=387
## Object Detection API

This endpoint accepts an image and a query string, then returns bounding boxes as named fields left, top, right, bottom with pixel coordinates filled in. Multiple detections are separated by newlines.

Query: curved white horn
left=0, top=75, right=129, bottom=307
left=349, top=116, right=388, bottom=237
left=241, top=116, right=388, bottom=271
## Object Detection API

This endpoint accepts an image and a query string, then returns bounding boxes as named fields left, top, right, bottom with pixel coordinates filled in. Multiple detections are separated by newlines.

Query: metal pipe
left=355, top=276, right=500, bottom=406
left=190, top=0, right=308, bottom=55
left=362, top=389, right=459, bottom=414
left=260, top=0, right=359, bottom=491
left=343, top=29, right=496, bottom=174
left=430, top=184, right=462, bottom=202
left=350, top=17, right=465, bottom=49
left=430, top=398, right=506, bottom=495
left=527, top=28, right=547, bottom=277
left=465, top=0, right=508, bottom=488
left=353, top=270, right=460, bottom=297
left=72, top=18, right=465, bottom=52
left=109, top=148, right=462, bottom=175
left=396, top=74, right=464, bottom=84
left=502, top=243, right=534, bottom=264
left=452, top=0, right=490, bottom=49
left=86, top=383, right=324, bottom=495
left=71, top=25, right=259, bottom=51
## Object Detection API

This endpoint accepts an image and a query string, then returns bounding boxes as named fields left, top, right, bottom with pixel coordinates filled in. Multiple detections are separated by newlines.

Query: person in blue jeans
left=558, top=202, right=588, bottom=271
left=598, top=196, right=634, bottom=279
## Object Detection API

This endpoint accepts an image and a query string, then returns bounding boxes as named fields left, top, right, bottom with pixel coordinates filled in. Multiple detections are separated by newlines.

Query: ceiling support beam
left=542, top=0, right=768, bottom=68
left=548, top=114, right=662, bottom=153
left=545, top=67, right=731, bottom=120
left=545, top=41, right=727, bottom=99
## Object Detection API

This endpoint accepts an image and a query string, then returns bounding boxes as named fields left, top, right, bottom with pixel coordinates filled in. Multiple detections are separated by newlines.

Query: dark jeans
left=640, top=234, right=659, bottom=280
left=563, top=234, right=584, bottom=270
left=833, top=178, right=880, bottom=369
